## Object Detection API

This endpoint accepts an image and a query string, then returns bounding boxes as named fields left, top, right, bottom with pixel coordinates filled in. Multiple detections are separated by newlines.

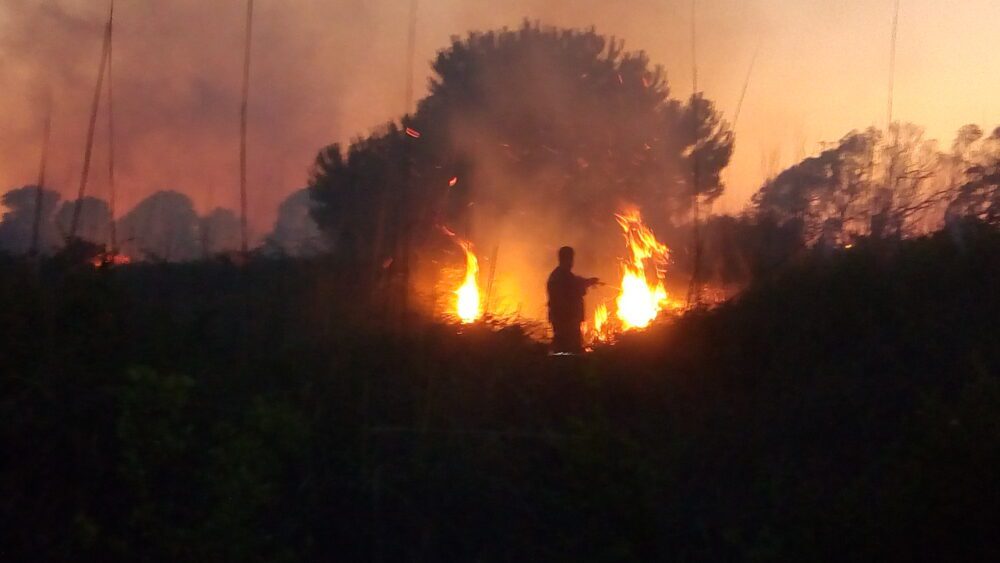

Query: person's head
left=558, top=246, right=574, bottom=269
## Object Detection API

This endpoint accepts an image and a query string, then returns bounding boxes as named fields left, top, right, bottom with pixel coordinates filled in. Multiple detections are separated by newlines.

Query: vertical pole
left=107, top=0, right=117, bottom=253
left=395, top=0, right=419, bottom=325
left=239, top=0, right=254, bottom=254
left=70, top=2, right=113, bottom=240
left=686, top=0, right=703, bottom=307
left=731, top=38, right=760, bottom=133
left=30, top=99, right=53, bottom=257
left=887, top=0, right=900, bottom=129
left=405, top=0, right=419, bottom=113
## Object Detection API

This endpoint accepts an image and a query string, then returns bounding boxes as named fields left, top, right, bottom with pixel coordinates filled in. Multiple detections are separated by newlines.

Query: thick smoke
left=1, top=0, right=768, bottom=234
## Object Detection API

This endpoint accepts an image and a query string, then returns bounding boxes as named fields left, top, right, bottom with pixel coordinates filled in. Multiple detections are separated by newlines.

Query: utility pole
left=107, top=0, right=118, bottom=253
left=70, top=1, right=114, bottom=240
left=29, top=98, right=53, bottom=257
left=686, top=0, right=703, bottom=308
left=239, top=0, right=254, bottom=254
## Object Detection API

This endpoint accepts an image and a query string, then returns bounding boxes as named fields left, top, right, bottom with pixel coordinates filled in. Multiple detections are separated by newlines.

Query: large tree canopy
left=310, top=22, right=733, bottom=268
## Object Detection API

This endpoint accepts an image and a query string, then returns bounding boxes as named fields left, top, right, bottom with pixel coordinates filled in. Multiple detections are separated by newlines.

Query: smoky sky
left=2, top=0, right=999, bottom=229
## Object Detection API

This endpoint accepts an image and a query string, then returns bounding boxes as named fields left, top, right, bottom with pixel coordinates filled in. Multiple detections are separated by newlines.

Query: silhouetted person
left=547, top=246, right=599, bottom=354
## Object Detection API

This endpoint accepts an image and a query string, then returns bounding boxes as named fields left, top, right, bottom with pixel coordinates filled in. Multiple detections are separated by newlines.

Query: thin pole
left=686, top=0, right=703, bottom=307
left=30, top=100, right=53, bottom=257
left=404, top=0, right=419, bottom=112
left=731, top=38, right=761, bottom=132
left=70, top=2, right=113, bottom=240
left=887, top=0, right=900, bottom=128
left=690, top=0, right=698, bottom=94
left=239, top=0, right=254, bottom=254
left=107, top=0, right=117, bottom=252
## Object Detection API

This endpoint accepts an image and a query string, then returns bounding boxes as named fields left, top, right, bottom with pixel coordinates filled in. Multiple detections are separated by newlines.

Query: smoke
left=4, top=0, right=997, bottom=237
left=0, top=0, right=769, bottom=235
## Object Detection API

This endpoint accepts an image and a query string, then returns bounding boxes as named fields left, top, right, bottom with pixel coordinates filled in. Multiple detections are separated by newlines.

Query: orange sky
left=1, top=0, right=998, bottom=229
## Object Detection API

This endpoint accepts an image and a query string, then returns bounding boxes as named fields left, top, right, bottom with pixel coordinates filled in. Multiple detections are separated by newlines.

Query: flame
left=455, top=239, right=482, bottom=324
left=593, top=303, right=609, bottom=341
left=592, top=209, right=681, bottom=340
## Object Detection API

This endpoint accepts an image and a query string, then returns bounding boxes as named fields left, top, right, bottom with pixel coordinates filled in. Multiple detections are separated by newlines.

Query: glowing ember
left=449, top=176, right=459, bottom=187
left=90, top=252, right=132, bottom=268
left=405, top=127, right=421, bottom=138
left=454, top=239, right=482, bottom=324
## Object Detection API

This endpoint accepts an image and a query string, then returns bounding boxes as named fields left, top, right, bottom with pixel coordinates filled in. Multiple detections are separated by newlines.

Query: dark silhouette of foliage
left=1, top=221, right=998, bottom=561
left=54, top=196, right=111, bottom=246
left=118, top=190, right=201, bottom=261
left=947, top=126, right=1000, bottom=226
left=0, top=185, right=61, bottom=254
left=752, top=123, right=998, bottom=250
left=199, top=207, right=243, bottom=256
left=266, top=188, right=326, bottom=256
left=310, top=22, right=733, bottom=266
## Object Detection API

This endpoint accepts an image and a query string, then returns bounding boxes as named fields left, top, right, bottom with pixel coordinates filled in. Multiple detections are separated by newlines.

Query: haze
left=2, top=0, right=998, bottom=229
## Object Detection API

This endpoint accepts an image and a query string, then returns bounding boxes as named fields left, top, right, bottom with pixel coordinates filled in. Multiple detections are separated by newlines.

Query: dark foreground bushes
left=2, top=223, right=999, bottom=561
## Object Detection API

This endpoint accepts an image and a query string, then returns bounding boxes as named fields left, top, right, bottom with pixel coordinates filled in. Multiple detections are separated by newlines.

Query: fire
left=615, top=210, right=673, bottom=329
left=593, top=209, right=681, bottom=341
left=593, top=303, right=609, bottom=341
left=90, top=251, right=132, bottom=268
left=454, top=239, right=482, bottom=324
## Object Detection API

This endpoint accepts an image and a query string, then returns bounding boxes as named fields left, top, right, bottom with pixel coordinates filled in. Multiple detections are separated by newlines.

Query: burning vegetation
left=453, top=238, right=482, bottom=324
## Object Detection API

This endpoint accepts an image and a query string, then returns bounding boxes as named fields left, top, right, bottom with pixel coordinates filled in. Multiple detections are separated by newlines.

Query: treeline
left=691, top=123, right=1000, bottom=287
left=0, top=187, right=324, bottom=260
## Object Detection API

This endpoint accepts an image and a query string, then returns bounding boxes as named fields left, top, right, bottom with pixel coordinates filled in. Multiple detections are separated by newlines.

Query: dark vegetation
left=2, top=221, right=999, bottom=561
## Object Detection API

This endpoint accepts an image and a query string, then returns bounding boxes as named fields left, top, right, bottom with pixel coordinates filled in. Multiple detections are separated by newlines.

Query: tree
left=750, top=123, right=992, bottom=247
left=200, top=208, right=243, bottom=256
left=753, top=129, right=880, bottom=246
left=946, top=126, right=1000, bottom=226
left=118, top=191, right=200, bottom=261
left=0, top=185, right=61, bottom=254
left=54, top=197, right=111, bottom=246
left=267, top=188, right=325, bottom=256
left=310, top=22, right=734, bottom=269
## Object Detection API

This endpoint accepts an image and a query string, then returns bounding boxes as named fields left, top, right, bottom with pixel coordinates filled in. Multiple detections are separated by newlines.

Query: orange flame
left=454, top=239, right=482, bottom=324
left=593, top=209, right=682, bottom=341
left=615, top=209, right=672, bottom=329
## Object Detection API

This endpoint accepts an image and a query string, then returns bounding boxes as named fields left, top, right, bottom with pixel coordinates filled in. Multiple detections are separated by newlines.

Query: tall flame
left=455, top=240, right=482, bottom=324
left=613, top=209, right=678, bottom=331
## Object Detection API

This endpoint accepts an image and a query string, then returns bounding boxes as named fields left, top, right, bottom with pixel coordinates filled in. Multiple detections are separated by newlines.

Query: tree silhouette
left=200, top=207, right=243, bottom=256
left=55, top=197, right=111, bottom=246
left=0, top=185, right=60, bottom=254
left=947, top=126, right=1000, bottom=226
left=752, top=123, right=995, bottom=247
left=268, top=188, right=325, bottom=256
left=311, top=22, right=734, bottom=266
left=118, top=190, right=200, bottom=261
